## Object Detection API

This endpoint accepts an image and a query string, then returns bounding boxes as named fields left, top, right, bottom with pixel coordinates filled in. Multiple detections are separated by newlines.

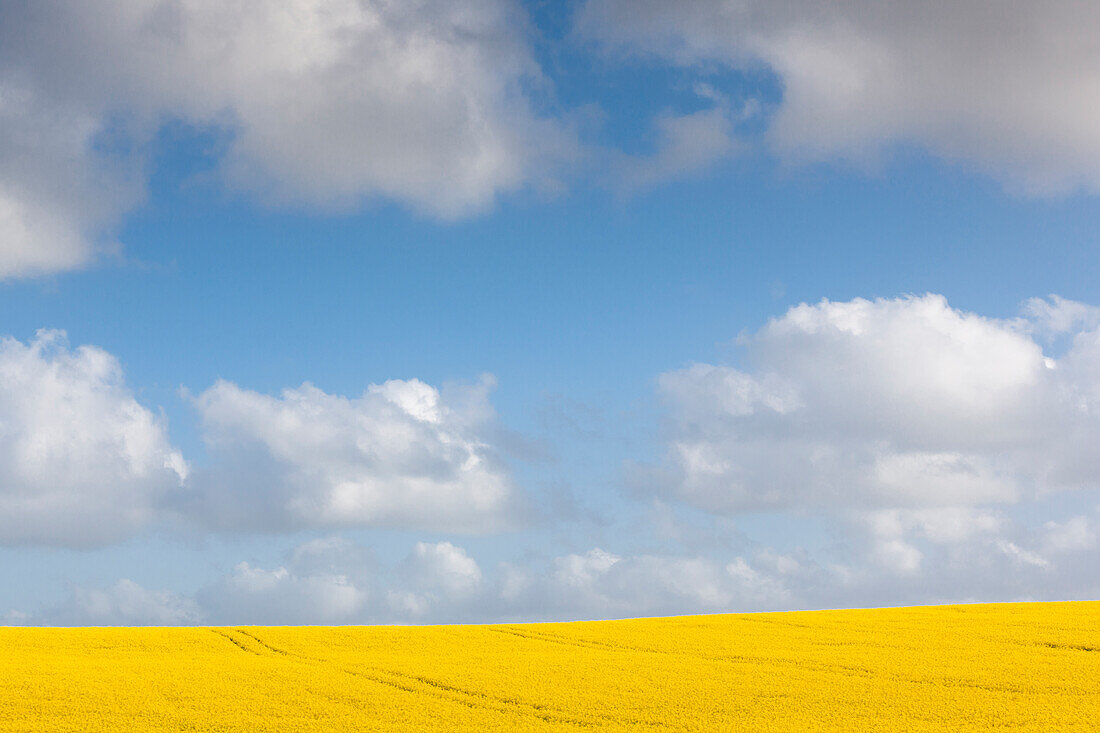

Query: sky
left=1, top=0, right=1099, bottom=626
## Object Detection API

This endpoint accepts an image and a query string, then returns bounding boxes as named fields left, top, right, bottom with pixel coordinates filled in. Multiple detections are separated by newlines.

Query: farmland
left=0, top=601, right=1096, bottom=731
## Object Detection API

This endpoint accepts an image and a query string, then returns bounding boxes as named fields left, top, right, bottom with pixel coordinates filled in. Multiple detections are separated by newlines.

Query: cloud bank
left=16, top=507, right=1100, bottom=625
left=2, top=295, right=1099, bottom=621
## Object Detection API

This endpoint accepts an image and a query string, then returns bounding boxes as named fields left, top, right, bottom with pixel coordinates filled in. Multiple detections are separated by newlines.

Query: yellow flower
left=1, top=602, right=1096, bottom=731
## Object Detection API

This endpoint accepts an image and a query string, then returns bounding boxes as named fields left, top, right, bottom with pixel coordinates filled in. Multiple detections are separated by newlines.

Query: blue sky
left=1, top=0, right=1099, bottom=625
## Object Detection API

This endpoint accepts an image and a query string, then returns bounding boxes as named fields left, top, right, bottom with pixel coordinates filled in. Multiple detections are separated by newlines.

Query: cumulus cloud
left=0, top=330, right=186, bottom=547
left=187, top=375, right=518, bottom=533
left=387, top=541, right=483, bottom=618
left=0, top=329, right=521, bottom=544
left=404, top=541, right=482, bottom=595
left=578, top=0, right=1100, bottom=194
left=653, top=294, right=1100, bottom=514
left=627, top=294, right=1100, bottom=610
left=0, top=0, right=573, bottom=276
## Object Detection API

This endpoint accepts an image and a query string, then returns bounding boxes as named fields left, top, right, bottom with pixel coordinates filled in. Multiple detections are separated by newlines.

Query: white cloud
left=578, top=0, right=1100, bottom=194
left=554, top=548, right=620, bottom=589
left=196, top=538, right=485, bottom=625
left=189, top=375, right=517, bottom=533
left=196, top=535, right=371, bottom=625
left=0, top=0, right=573, bottom=276
left=874, top=507, right=1003, bottom=546
left=19, top=510, right=1100, bottom=624
left=996, top=540, right=1050, bottom=569
left=200, top=561, right=367, bottom=626
left=0, top=330, right=186, bottom=547
left=1, top=609, right=30, bottom=625
left=386, top=541, right=483, bottom=617
left=201, top=539, right=800, bottom=624
left=1043, top=515, right=1098, bottom=555
left=406, top=541, right=482, bottom=596
left=641, top=294, right=1100, bottom=608
left=613, top=101, right=741, bottom=194
left=654, top=294, right=1100, bottom=514
left=1020, top=295, right=1100, bottom=340
left=0, top=82, right=142, bottom=278
left=45, top=579, right=200, bottom=626
left=872, top=539, right=923, bottom=575
left=606, top=552, right=793, bottom=614
left=491, top=548, right=800, bottom=620
left=859, top=508, right=1004, bottom=575
left=0, top=331, right=521, bottom=543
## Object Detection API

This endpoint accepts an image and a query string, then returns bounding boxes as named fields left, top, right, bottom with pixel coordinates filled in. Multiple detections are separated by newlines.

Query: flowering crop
left=0, top=601, right=1096, bottom=730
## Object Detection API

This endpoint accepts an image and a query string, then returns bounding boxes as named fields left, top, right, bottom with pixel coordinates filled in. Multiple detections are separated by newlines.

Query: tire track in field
left=239, top=628, right=663, bottom=729
left=492, top=628, right=1069, bottom=697
left=233, top=629, right=296, bottom=657
left=491, top=626, right=878, bottom=678
left=213, top=628, right=666, bottom=730
left=1037, top=641, right=1099, bottom=653
left=210, top=629, right=264, bottom=656
left=234, top=627, right=1063, bottom=721
left=217, top=630, right=554, bottom=724
left=234, top=629, right=580, bottom=719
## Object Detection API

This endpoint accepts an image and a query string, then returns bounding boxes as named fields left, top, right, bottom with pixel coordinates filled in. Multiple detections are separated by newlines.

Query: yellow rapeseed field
left=0, top=601, right=1096, bottom=731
